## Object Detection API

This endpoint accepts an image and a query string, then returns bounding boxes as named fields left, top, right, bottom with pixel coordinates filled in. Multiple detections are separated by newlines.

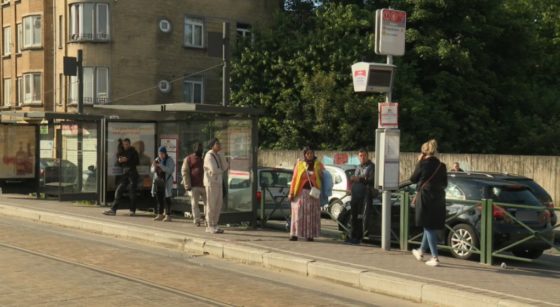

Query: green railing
left=480, top=199, right=559, bottom=265
left=400, top=192, right=482, bottom=258
left=259, top=185, right=290, bottom=226
left=399, top=191, right=559, bottom=265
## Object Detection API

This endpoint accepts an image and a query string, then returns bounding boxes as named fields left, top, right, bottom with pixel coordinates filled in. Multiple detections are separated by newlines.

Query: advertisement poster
left=0, top=125, right=36, bottom=178
left=107, top=122, right=156, bottom=189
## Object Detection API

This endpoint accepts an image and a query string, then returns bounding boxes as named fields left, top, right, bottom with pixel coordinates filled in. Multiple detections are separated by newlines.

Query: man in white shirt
left=203, top=138, right=229, bottom=234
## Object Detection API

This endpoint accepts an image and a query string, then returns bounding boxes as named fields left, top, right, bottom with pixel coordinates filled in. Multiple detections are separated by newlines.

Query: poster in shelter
left=107, top=122, right=156, bottom=189
left=0, top=125, right=36, bottom=178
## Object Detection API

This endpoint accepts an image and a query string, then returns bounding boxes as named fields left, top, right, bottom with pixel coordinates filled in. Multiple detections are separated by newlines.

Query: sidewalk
left=0, top=195, right=559, bottom=307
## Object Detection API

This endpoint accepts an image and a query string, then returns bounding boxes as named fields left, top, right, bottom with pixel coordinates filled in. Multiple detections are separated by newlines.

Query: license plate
left=515, top=210, right=537, bottom=222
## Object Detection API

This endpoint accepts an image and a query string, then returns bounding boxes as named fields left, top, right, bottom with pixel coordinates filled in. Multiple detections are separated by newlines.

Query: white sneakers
left=412, top=249, right=423, bottom=261
left=412, top=249, right=439, bottom=267
left=205, top=226, right=223, bottom=234
left=425, top=258, right=440, bottom=267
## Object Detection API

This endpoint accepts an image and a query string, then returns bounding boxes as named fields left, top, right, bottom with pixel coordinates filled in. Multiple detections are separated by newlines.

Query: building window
left=183, top=76, right=203, bottom=103
left=70, top=3, right=110, bottom=41
left=236, top=23, right=252, bottom=40
left=3, top=79, right=11, bottom=106
left=16, top=23, right=21, bottom=53
left=58, top=15, right=63, bottom=49
left=69, top=66, right=110, bottom=105
left=16, top=76, right=22, bottom=105
left=58, top=74, right=63, bottom=105
left=23, top=15, right=42, bottom=48
left=184, top=17, right=204, bottom=48
left=3, top=26, right=11, bottom=55
left=23, top=73, right=41, bottom=104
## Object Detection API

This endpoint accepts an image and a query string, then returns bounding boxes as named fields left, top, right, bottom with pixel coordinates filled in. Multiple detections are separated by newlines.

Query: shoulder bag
left=411, top=162, right=442, bottom=207
left=305, top=165, right=321, bottom=199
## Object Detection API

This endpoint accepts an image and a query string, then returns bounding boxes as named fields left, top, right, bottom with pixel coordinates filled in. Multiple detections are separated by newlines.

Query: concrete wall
left=259, top=150, right=560, bottom=207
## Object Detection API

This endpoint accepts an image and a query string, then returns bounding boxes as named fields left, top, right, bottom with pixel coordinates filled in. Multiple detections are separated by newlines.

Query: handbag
left=411, top=162, right=442, bottom=207
left=305, top=167, right=321, bottom=199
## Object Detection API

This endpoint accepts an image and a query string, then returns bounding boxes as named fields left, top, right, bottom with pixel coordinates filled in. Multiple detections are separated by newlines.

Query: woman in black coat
left=409, top=139, right=447, bottom=267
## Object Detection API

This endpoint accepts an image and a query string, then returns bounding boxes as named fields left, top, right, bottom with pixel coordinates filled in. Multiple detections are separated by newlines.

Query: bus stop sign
left=375, top=9, right=407, bottom=56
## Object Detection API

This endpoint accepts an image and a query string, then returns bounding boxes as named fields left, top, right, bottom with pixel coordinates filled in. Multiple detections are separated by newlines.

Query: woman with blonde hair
left=288, top=146, right=324, bottom=242
left=410, top=139, right=447, bottom=267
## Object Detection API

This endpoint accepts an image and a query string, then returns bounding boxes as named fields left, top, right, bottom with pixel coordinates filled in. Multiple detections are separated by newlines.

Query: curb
left=0, top=204, right=549, bottom=307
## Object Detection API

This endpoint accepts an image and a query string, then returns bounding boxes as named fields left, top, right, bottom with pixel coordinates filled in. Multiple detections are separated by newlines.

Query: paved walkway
left=0, top=195, right=558, bottom=307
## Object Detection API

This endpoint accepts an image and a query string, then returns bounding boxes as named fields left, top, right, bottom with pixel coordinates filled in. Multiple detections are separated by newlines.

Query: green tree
left=232, top=0, right=560, bottom=154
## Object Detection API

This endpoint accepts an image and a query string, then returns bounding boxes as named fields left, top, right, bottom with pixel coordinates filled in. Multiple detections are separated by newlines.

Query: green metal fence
left=399, top=191, right=559, bottom=265
left=480, top=199, right=559, bottom=265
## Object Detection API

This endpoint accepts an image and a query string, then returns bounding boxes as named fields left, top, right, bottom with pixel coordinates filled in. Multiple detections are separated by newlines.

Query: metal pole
left=77, top=50, right=84, bottom=114
left=381, top=55, right=394, bottom=251
left=222, top=22, right=230, bottom=107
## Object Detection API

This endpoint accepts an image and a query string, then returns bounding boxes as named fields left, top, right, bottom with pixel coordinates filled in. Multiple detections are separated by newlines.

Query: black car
left=449, top=171, right=557, bottom=226
left=39, top=158, right=79, bottom=186
left=402, top=174, right=554, bottom=259
left=338, top=173, right=554, bottom=260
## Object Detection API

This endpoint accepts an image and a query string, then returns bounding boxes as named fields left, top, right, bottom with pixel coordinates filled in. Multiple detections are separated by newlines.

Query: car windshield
left=260, top=170, right=292, bottom=188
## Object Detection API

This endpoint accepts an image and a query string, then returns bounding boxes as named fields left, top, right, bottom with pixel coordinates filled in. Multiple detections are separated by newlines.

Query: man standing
left=182, top=142, right=207, bottom=226
left=203, top=138, right=229, bottom=234
left=104, top=138, right=140, bottom=216
left=346, top=148, right=375, bottom=244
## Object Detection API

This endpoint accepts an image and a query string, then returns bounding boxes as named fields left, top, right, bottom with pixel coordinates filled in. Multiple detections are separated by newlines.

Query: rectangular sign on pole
left=378, top=102, right=399, bottom=128
left=375, top=9, right=406, bottom=56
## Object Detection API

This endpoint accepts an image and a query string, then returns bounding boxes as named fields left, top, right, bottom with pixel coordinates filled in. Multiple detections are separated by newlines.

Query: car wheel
left=447, top=223, right=479, bottom=260
left=329, top=199, right=344, bottom=220
left=511, top=248, right=544, bottom=259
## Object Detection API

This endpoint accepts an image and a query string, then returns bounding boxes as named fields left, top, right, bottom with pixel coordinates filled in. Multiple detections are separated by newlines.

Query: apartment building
left=0, top=0, right=280, bottom=114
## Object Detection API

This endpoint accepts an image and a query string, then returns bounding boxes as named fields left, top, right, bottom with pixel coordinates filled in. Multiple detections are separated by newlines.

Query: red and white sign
left=375, top=9, right=406, bottom=56
left=378, top=102, right=399, bottom=128
left=354, top=70, right=366, bottom=77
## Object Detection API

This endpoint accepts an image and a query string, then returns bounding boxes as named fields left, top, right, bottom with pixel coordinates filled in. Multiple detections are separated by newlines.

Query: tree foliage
left=231, top=0, right=560, bottom=154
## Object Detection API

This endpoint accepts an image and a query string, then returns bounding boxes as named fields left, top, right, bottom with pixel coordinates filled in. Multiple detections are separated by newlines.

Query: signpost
left=375, top=9, right=407, bottom=56
left=378, top=102, right=399, bottom=128
left=370, top=8, right=406, bottom=251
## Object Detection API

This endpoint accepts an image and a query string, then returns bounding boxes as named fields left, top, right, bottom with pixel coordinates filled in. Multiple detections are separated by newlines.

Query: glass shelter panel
left=106, top=122, right=156, bottom=191
left=160, top=117, right=254, bottom=218
left=39, top=122, right=99, bottom=199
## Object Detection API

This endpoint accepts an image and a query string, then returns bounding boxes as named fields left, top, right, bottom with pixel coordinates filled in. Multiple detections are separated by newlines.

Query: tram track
left=0, top=241, right=235, bottom=307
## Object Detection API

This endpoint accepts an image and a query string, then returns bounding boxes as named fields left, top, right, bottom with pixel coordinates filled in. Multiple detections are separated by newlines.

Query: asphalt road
left=0, top=216, right=425, bottom=306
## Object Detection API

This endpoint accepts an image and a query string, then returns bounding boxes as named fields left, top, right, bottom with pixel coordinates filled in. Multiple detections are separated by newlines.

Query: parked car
left=323, top=164, right=356, bottom=219
left=403, top=174, right=554, bottom=259
left=40, top=158, right=97, bottom=192
left=39, top=158, right=79, bottom=186
left=228, top=167, right=293, bottom=220
left=450, top=171, right=557, bottom=226
left=337, top=173, right=554, bottom=260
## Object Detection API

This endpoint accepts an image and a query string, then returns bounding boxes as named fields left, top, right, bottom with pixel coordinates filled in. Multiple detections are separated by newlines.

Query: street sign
left=375, top=9, right=406, bottom=56
left=378, top=102, right=399, bottom=128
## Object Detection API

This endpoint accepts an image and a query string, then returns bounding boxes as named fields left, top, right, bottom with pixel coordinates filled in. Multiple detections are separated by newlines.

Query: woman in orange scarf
left=288, top=146, right=324, bottom=241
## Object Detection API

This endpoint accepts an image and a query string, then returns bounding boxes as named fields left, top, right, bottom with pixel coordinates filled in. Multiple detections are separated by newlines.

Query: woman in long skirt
left=288, top=147, right=323, bottom=241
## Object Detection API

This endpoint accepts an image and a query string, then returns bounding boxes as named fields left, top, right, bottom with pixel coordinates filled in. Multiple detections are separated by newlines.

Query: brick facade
left=0, top=0, right=279, bottom=114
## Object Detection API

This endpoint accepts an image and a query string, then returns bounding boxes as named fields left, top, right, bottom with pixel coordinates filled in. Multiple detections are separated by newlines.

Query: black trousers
left=111, top=172, right=138, bottom=212
left=350, top=192, right=372, bottom=241
left=155, top=188, right=172, bottom=215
